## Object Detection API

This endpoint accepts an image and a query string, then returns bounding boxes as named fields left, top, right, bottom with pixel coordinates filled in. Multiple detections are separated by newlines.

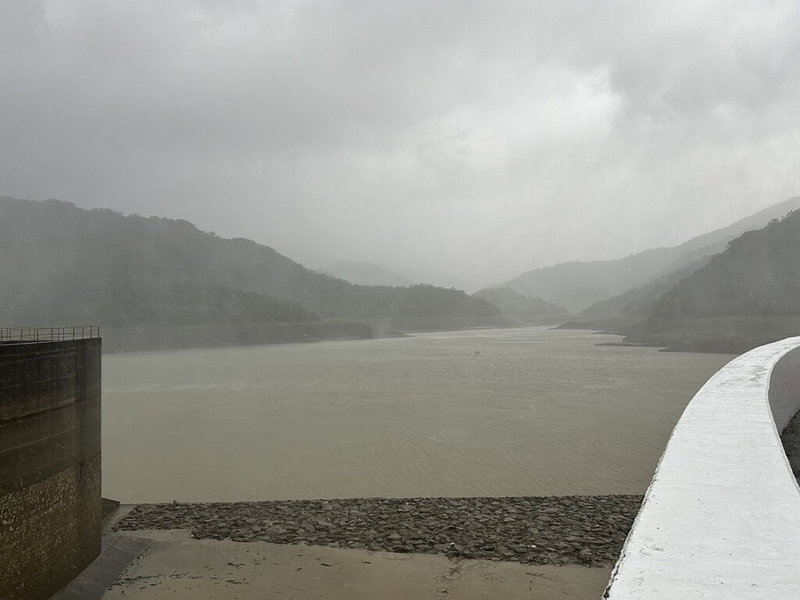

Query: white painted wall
left=604, top=337, right=800, bottom=599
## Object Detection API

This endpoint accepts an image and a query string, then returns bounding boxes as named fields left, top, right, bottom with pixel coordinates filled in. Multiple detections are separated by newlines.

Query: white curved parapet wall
left=604, top=336, right=800, bottom=599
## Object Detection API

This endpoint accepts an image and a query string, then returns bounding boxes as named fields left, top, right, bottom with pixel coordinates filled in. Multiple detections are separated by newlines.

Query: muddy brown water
left=102, top=327, right=732, bottom=503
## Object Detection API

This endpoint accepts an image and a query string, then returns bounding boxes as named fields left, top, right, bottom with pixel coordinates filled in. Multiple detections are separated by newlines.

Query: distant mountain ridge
left=0, top=197, right=502, bottom=349
left=321, top=261, right=413, bottom=287
left=473, top=287, right=568, bottom=324
left=652, top=211, right=800, bottom=319
left=502, top=196, right=800, bottom=313
left=623, top=208, right=800, bottom=352
left=577, top=256, right=712, bottom=321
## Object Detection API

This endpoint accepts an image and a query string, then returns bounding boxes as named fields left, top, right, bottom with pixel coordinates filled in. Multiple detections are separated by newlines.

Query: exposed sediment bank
left=102, top=530, right=614, bottom=600
left=114, top=495, right=641, bottom=567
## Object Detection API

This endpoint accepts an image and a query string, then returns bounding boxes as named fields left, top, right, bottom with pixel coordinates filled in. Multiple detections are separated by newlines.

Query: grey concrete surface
left=51, top=534, right=149, bottom=600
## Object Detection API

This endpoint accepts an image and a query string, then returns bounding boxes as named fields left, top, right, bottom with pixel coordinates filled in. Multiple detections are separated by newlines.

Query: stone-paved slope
left=114, top=495, right=641, bottom=567
left=781, top=410, right=800, bottom=484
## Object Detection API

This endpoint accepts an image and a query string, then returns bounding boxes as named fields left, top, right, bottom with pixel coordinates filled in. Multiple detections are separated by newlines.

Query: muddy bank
left=102, top=530, right=614, bottom=600
left=114, top=495, right=641, bottom=567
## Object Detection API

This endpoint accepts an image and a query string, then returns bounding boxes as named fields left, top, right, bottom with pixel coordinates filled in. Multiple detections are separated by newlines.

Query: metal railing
left=0, top=326, right=100, bottom=344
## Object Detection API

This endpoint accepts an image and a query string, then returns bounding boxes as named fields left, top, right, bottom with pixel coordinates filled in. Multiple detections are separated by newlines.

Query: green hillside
left=627, top=210, right=800, bottom=352
left=578, top=257, right=711, bottom=321
left=503, top=196, right=800, bottom=313
left=0, top=197, right=501, bottom=348
left=652, top=213, right=800, bottom=318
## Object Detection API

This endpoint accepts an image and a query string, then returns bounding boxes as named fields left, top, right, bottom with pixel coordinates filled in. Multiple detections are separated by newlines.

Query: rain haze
left=1, top=0, right=799, bottom=286
left=6, top=4, right=800, bottom=599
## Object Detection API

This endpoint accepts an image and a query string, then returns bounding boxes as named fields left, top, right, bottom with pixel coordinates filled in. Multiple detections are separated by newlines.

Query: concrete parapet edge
left=604, top=336, right=800, bottom=598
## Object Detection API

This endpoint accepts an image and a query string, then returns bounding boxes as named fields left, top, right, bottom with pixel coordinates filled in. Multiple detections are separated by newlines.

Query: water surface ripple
left=102, top=327, right=732, bottom=502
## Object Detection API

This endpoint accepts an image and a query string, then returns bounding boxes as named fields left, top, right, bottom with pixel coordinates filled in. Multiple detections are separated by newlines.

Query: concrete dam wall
left=0, top=335, right=102, bottom=600
left=605, top=337, right=800, bottom=598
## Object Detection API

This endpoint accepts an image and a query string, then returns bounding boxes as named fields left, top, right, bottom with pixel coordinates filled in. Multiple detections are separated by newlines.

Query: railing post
left=0, top=327, right=100, bottom=344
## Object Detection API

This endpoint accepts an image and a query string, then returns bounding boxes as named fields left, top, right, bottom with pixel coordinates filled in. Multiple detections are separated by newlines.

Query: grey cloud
left=0, top=0, right=798, bottom=286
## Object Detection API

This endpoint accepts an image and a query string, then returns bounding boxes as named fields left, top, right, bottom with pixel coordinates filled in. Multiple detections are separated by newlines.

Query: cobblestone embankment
left=114, top=495, right=642, bottom=567
left=781, top=410, right=800, bottom=484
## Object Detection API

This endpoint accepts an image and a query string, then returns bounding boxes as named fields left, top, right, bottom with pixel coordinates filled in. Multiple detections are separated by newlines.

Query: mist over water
left=102, top=327, right=732, bottom=503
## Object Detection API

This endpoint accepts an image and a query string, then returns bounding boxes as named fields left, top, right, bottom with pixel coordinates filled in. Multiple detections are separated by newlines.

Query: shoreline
left=555, top=320, right=771, bottom=355
left=100, top=320, right=531, bottom=353
left=113, top=495, right=642, bottom=568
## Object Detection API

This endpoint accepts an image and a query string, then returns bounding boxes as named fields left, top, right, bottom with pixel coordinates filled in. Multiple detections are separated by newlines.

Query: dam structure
left=605, top=336, right=800, bottom=598
left=0, top=327, right=102, bottom=600
left=3, top=327, right=800, bottom=598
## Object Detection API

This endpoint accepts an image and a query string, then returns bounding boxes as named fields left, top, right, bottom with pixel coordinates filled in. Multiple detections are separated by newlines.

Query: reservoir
left=102, top=327, right=732, bottom=503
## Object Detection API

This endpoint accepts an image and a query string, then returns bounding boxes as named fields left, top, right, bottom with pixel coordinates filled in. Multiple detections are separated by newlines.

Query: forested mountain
left=502, top=196, right=800, bottom=313
left=578, top=257, right=712, bottom=321
left=625, top=210, right=800, bottom=352
left=473, top=287, right=568, bottom=324
left=0, top=197, right=500, bottom=348
left=652, top=212, right=800, bottom=319
left=321, top=261, right=413, bottom=287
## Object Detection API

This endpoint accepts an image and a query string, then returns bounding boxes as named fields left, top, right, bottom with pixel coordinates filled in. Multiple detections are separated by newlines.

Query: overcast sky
left=1, top=1, right=798, bottom=288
